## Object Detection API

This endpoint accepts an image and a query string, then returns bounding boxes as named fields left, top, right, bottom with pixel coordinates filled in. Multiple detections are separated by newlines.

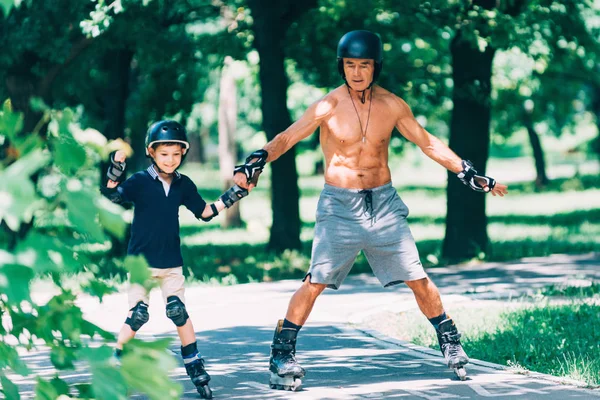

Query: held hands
left=233, top=149, right=268, bottom=191
left=458, top=160, right=508, bottom=197
left=107, top=150, right=127, bottom=189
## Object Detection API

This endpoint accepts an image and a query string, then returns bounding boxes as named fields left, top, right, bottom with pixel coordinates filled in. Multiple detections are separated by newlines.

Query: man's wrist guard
left=220, top=184, right=249, bottom=208
left=233, top=149, right=268, bottom=183
left=457, top=160, right=496, bottom=193
left=107, top=151, right=127, bottom=183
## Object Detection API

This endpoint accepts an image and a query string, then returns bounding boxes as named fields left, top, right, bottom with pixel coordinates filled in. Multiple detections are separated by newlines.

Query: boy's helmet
left=144, top=120, right=190, bottom=156
left=337, top=30, right=383, bottom=83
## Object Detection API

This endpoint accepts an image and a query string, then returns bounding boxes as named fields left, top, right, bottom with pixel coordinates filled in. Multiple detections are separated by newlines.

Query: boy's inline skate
left=436, top=318, right=469, bottom=380
left=269, top=319, right=305, bottom=391
left=182, top=343, right=212, bottom=398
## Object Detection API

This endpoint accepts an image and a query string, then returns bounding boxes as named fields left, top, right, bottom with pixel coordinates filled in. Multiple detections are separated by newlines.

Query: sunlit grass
left=363, top=300, right=600, bottom=387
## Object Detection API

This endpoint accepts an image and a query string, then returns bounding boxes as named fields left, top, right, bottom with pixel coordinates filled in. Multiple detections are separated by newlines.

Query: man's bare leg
left=404, top=277, right=444, bottom=319
left=405, top=276, right=469, bottom=377
left=285, top=277, right=328, bottom=326
left=270, top=277, right=327, bottom=390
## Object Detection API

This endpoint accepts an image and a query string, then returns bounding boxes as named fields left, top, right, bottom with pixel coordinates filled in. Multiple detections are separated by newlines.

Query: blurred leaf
left=122, top=338, right=181, bottom=400
left=0, top=342, right=29, bottom=375
left=4, top=149, right=51, bottom=179
left=61, top=185, right=106, bottom=243
left=79, top=346, right=128, bottom=400
left=50, top=110, right=87, bottom=175
left=0, top=101, right=23, bottom=140
left=29, top=97, right=50, bottom=112
left=124, top=255, right=156, bottom=292
left=74, top=383, right=94, bottom=398
left=0, top=172, right=42, bottom=231
left=34, top=376, right=69, bottom=400
left=0, top=264, right=34, bottom=303
left=0, top=374, right=20, bottom=400
left=50, top=345, right=76, bottom=370
left=81, top=279, right=118, bottom=302
left=97, top=197, right=128, bottom=240
left=15, top=233, right=86, bottom=275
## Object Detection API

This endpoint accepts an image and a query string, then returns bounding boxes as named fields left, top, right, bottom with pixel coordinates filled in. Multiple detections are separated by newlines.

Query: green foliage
left=0, top=103, right=181, bottom=399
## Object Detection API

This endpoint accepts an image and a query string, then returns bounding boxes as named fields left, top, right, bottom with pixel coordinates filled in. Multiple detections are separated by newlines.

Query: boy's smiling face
left=148, top=143, right=184, bottom=174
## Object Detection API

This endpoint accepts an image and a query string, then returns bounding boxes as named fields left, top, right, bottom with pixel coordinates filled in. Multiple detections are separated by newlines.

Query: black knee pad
left=125, top=301, right=149, bottom=331
left=166, top=296, right=189, bottom=327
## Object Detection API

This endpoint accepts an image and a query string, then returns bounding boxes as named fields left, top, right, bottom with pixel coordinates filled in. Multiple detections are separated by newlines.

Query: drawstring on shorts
left=359, top=189, right=375, bottom=224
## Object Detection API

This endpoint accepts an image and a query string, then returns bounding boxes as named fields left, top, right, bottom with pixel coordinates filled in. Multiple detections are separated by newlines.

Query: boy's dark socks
left=181, top=341, right=198, bottom=357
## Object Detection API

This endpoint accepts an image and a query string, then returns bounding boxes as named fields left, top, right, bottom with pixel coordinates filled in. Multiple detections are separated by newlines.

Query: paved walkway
left=6, top=253, right=600, bottom=399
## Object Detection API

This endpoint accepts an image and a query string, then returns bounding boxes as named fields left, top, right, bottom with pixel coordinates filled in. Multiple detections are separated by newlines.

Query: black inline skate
left=182, top=343, right=212, bottom=398
left=436, top=318, right=469, bottom=380
left=269, top=319, right=305, bottom=391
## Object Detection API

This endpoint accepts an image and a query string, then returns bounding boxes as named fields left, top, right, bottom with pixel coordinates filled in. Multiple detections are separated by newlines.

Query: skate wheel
left=198, top=384, right=213, bottom=399
left=454, top=367, right=467, bottom=381
left=291, top=378, right=302, bottom=391
left=269, top=383, right=277, bottom=389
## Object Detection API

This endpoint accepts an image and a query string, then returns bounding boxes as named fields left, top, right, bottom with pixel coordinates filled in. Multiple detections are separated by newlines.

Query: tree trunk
left=592, top=83, right=600, bottom=164
left=100, top=48, right=134, bottom=258
left=523, top=109, right=549, bottom=188
left=248, top=0, right=317, bottom=252
left=442, top=28, right=496, bottom=260
left=218, top=57, right=243, bottom=228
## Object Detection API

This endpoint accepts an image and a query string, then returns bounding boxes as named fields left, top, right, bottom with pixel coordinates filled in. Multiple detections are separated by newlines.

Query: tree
left=218, top=56, right=243, bottom=227
left=245, top=0, right=318, bottom=252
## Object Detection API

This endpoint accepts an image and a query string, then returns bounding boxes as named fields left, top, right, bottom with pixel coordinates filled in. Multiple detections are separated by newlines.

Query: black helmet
left=337, top=30, right=383, bottom=83
left=144, top=120, right=190, bottom=156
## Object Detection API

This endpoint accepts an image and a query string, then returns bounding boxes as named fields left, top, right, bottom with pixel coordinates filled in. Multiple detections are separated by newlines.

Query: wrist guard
left=457, top=160, right=496, bottom=193
left=107, top=151, right=127, bottom=183
left=200, top=204, right=219, bottom=222
left=233, top=149, right=268, bottom=183
left=220, top=184, right=249, bottom=208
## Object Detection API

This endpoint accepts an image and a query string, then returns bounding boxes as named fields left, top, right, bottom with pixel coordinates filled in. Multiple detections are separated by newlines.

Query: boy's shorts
left=306, top=183, right=427, bottom=290
left=128, top=266, right=186, bottom=308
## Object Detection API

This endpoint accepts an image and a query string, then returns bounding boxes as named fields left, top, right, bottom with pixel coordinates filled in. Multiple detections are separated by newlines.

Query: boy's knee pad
left=166, top=296, right=189, bottom=327
left=126, top=301, right=149, bottom=331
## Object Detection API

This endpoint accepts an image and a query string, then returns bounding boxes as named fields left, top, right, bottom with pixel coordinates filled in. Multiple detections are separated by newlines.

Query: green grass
left=365, top=300, right=600, bottom=387
left=541, top=282, right=600, bottom=298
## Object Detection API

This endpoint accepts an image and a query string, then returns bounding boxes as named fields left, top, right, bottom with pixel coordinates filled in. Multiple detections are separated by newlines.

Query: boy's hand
left=220, top=184, right=249, bottom=208
left=107, top=150, right=127, bottom=187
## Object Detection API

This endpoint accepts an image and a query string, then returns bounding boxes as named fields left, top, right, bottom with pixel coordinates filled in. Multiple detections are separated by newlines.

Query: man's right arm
left=234, top=95, right=337, bottom=189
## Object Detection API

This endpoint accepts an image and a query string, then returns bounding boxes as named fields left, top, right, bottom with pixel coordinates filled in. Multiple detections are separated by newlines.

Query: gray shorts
left=306, top=183, right=427, bottom=289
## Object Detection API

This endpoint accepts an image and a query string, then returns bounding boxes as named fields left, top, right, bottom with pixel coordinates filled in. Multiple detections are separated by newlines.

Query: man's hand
left=107, top=150, right=127, bottom=188
left=233, top=149, right=268, bottom=191
left=474, top=176, right=508, bottom=197
left=458, top=160, right=508, bottom=196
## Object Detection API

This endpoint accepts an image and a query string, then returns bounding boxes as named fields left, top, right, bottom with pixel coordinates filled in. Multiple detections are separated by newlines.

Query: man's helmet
left=144, top=120, right=190, bottom=156
left=337, top=30, right=383, bottom=83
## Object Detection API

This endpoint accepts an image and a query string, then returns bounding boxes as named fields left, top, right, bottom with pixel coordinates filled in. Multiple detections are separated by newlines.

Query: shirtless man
left=233, top=30, right=509, bottom=389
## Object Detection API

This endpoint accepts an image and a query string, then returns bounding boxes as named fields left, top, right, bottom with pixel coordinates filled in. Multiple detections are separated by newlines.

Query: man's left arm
left=394, top=97, right=508, bottom=196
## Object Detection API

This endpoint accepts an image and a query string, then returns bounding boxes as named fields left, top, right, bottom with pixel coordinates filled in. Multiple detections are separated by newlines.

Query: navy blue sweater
left=112, top=165, right=206, bottom=269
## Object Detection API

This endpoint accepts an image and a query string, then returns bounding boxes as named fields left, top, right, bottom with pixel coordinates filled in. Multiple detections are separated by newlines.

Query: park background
left=0, top=0, right=599, bottom=399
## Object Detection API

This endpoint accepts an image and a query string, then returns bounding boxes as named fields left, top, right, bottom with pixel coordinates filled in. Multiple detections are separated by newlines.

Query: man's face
left=149, top=143, right=184, bottom=174
left=343, top=58, right=375, bottom=91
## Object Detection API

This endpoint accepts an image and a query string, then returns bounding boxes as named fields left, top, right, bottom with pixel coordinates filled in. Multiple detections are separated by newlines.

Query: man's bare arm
left=394, top=96, right=508, bottom=196
left=394, top=97, right=462, bottom=173
left=263, top=96, right=336, bottom=163
left=234, top=96, right=336, bottom=189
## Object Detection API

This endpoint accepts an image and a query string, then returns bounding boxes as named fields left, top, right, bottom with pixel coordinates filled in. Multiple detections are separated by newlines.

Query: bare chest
left=323, top=98, right=396, bottom=144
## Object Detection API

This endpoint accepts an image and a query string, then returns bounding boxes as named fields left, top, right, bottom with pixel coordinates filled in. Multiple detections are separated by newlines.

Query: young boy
left=100, top=120, right=248, bottom=399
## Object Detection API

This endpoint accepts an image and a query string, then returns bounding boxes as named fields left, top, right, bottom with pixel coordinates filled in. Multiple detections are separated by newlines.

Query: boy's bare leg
left=404, top=277, right=444, bottom=319
left=285, top=277, right=327, bottom=326
left=116, top=311, right=137, bottom=349
left=176, top=319, right=196, bottom=346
